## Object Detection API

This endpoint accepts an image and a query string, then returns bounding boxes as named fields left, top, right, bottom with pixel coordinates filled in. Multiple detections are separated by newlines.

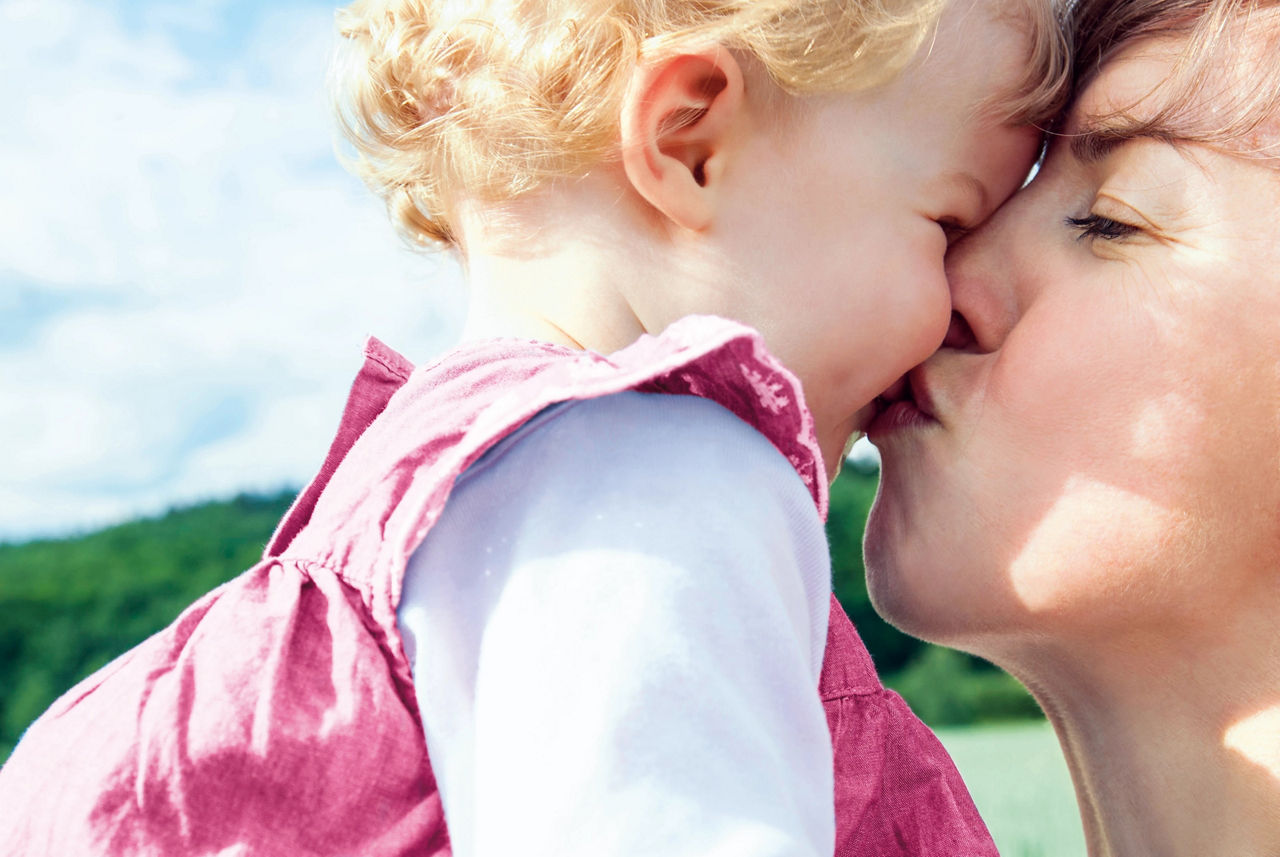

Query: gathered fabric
left=0, top=315, right=995, bottom=856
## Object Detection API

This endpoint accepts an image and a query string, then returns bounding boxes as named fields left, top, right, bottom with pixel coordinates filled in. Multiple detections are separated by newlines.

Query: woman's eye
left=1065, top=213, right=1139, bottom=242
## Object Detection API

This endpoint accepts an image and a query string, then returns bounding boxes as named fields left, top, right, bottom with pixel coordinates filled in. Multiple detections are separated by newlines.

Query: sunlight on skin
left=1126, top=390, right=1201, bottom=460
left=1008, top=476, right=1182, bottom=614
left=1008, top=389, right=1206, bottom=615
left=1224, top=706, right=1280, bottom=783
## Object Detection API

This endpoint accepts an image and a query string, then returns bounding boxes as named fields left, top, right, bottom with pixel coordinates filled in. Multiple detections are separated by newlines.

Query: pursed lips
left=867, top=368, right=939, bottom=436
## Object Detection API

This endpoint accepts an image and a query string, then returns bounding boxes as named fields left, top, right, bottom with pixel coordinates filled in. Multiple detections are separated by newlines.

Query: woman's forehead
left=1065, top=21, right=1280, bottom=160
left=1072, top=38, right=1183, bottom=120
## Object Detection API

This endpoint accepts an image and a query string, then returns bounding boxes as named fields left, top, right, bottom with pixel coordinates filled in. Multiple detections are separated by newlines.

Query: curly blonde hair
left=333, top=0, right=1070, bottom=248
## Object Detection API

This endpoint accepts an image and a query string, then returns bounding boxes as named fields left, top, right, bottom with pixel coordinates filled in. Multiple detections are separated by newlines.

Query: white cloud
left=0, top=0, right=467, bottom=540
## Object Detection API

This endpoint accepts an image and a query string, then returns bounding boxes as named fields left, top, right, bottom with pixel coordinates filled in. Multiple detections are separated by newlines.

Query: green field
left=938, top=721, right=1086, bottom=857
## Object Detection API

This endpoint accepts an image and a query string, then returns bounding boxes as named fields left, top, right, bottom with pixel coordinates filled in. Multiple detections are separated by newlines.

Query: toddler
left=0, top=0, right=1068, bottom=855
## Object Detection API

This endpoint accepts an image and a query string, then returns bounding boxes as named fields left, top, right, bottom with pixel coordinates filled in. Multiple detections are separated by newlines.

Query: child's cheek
left=846, top=260, right=950, bottom=409
left=893, top=255, right=952, bottom=372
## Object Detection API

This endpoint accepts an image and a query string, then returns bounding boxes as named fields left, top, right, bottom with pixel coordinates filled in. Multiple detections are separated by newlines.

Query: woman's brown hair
left=1065, top=0, right=1280, bottom=156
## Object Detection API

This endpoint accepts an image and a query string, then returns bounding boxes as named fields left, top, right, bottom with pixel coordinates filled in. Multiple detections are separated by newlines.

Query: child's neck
left=455, top=173, right=684, bottom=354
left=461, top=247, right=649, bottom=354
left=452, top=174, right=847, bottom=482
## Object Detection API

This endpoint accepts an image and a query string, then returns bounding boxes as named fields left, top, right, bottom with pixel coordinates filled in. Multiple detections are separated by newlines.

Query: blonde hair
left=333, top=0, right=1070, bottom=248
left=1066, top=0, right=1280, bottom=157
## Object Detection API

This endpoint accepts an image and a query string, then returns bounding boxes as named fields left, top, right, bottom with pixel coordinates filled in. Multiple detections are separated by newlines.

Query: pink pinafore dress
left=0, top=315, right=996, bottom=856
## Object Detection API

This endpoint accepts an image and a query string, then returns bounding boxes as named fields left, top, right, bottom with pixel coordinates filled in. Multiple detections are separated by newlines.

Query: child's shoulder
left=278, top=314, right=826, bottom=599
left=463, top=389, right=813, bottom=516
left=411, top=314, right=829, bottom=508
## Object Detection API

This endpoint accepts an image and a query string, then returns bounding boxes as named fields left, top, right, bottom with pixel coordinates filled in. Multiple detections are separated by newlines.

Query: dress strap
left=264, top=337, right=414, bottom=558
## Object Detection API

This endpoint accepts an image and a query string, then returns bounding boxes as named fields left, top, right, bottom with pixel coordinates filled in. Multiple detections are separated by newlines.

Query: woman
left=864, top=0, right=1280, bottom=854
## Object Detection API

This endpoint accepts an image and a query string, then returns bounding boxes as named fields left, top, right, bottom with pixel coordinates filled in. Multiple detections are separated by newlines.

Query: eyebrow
left=1067, top=119, right=1194, bottom=164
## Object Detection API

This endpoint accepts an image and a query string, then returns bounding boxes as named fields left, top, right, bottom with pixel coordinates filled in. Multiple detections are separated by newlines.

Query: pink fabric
left=0, top=315, right=995, bottom=856
left=821, top=603, right=997, bottom=855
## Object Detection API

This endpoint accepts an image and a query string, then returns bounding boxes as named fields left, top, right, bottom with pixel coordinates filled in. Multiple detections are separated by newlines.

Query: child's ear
left=619, top=47, right=746, bottom=232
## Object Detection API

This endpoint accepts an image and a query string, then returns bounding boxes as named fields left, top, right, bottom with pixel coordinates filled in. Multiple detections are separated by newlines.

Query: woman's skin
left=864, top=32, right=1280, bottom=857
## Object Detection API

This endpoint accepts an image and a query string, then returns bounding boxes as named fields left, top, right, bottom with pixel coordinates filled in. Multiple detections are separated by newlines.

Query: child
left=0, top=0, right=1067, bottom=854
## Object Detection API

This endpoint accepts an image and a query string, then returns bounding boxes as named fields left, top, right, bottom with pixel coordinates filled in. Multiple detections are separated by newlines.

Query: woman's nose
left=942, top=206, right=1024, bottom=354
left=942, top=310, right=976, bottom=350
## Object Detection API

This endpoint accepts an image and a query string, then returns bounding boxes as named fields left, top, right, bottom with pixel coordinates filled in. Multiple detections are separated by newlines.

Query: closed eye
left=1065, top=213, right=1140, bottom=241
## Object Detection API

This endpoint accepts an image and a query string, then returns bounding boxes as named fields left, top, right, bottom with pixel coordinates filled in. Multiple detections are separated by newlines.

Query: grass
left=937, top=720, right=1087, bottom=857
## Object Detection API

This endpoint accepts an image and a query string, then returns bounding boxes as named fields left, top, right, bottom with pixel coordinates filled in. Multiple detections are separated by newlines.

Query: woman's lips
left=866, top=370, right=938, bottom=437
left=867, top=399, right=934, bottom=436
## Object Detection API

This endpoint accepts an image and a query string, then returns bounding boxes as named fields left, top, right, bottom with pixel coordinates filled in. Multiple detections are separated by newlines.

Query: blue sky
left=0, top=0, right=467, bottom=540
left=0, top=0, right=882, bottom=541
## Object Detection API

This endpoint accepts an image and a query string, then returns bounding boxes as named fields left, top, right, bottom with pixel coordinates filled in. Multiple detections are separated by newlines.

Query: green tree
left=0, top=491, right=296, bottom=756
left=827, top=463, right=921, bottom=673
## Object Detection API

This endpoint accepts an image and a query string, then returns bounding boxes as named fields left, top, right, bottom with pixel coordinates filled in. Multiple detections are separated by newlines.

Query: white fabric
left=396, top=392, right=834, bottom=857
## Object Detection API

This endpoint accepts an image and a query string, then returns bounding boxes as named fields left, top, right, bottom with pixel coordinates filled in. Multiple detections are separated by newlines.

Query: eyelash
left=1065, top=213, right=1139, bottom=242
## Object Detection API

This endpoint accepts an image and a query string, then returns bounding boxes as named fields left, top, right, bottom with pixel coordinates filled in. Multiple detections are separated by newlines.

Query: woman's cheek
left=1003, top=474, right=1200, bottom=625
left=981, top=304, right=1227, bottom=630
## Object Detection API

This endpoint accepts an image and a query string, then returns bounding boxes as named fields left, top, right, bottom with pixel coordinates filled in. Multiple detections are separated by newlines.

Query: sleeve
left=396, top=392, right=834, bottom=857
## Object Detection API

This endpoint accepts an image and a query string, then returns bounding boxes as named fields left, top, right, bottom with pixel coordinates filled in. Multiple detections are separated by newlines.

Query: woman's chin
left=864, top=486, right=1031, bottom=652
left=864, top=497, right=969, bottom=645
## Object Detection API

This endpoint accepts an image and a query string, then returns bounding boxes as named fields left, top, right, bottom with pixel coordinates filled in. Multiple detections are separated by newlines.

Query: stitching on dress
left=821, top=684, right=889, bottom=701
left=365, top=350, right=412, bottom=382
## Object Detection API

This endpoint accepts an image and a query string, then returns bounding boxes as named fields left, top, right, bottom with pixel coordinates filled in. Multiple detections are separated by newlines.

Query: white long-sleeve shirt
left=396, top=391, right=834, bottom=857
